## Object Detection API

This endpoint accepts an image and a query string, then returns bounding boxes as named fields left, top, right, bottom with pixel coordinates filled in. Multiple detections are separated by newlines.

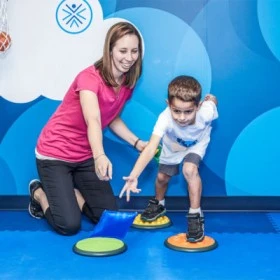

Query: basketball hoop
left=0, top=0, right=12, bottom=55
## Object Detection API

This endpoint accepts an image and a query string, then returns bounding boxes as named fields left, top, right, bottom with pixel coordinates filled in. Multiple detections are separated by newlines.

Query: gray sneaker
left=186, top=213, right=205, bottom=242
left=141, top=198, right=166, bottom=222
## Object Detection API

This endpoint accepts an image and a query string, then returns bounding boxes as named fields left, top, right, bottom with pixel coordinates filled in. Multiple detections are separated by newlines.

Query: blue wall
left=1, top=0, right=280, bottom=197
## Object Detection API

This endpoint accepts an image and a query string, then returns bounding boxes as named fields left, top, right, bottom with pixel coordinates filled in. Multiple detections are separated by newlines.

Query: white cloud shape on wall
left=0, top=0, right=129, bottom=103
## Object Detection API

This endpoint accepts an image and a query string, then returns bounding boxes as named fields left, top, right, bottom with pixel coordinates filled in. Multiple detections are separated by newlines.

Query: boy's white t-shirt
left=152, top=100, right=218, bottom=165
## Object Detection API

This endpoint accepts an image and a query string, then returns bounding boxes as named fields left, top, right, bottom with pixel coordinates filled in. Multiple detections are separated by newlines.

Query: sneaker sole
left=28, top=179, right=44, bottom=219
left=140, top=209, right=166, bottom=222
left=28, top=202, right=43, bottom=220
left=28, top=179, right=42, bottom=196
left=187, top=235, right=205, bottom=243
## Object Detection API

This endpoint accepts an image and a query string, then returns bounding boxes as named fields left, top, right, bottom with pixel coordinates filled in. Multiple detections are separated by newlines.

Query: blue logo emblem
left=176, top=138, right=198, bottom=148
left=56, top=0, right=93, bottom=34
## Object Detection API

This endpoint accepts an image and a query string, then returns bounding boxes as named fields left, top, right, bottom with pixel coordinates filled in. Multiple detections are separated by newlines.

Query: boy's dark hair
left=168, top=75, right=202, bottom=106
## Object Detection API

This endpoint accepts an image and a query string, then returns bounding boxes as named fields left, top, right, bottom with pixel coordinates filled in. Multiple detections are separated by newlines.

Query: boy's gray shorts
left=158, top=153, right=202, bottom=177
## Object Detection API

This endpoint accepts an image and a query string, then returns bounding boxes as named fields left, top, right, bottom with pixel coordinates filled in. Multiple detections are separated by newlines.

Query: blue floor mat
left=267, top=213, right=280, bottom=232
left=1, top=211, right=280, bottom=280
left=1, top=229, right=280, bottom=279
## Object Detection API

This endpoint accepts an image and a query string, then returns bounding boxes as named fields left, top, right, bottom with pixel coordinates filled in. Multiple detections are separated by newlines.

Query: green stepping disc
left=73, top=237, right=127, bottom=257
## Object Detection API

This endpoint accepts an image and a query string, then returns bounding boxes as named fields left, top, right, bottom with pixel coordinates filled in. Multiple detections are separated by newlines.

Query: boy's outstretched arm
left=204, top=94, right=218, bottom=105
left=119, top=134, right=161, bottom=202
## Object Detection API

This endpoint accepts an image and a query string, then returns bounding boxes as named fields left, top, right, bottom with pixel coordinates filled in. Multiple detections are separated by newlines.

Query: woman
left=28, top=22, right=145, bottom=235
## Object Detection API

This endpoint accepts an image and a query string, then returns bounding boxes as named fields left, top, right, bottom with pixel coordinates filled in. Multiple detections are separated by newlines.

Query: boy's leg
left=183, top=164, right=202, bottom=210
left=34, top=159, right=82, bottom=235
left=155, top=172, right=170, bottom=202
left=73, top=158, right=118, bottom=224
left=141, top=164, right=178, bottom=222
left=183, top=153, right=204, bottom=242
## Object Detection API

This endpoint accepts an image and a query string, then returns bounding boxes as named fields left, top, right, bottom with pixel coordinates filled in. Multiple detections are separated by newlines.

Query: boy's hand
left=119, top=176, right=141, bottom=202
left=204, top=94, right=218, bottom=105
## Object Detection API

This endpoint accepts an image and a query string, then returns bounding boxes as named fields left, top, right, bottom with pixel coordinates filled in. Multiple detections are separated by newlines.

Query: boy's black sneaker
left=186, top=213, right=205, bottom=243
left=28, top=179, right=44, bottom=219
left=140, top=198, right=166, bottom=222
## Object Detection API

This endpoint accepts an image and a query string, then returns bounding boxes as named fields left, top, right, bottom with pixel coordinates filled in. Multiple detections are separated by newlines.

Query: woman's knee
left=56, top=220, right=81, bottom=235
left=46, top=209, right=81, bottom=235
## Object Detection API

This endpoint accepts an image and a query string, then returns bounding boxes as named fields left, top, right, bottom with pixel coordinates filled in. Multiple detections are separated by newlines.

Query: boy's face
left=168, top=97, right=198, bottom=127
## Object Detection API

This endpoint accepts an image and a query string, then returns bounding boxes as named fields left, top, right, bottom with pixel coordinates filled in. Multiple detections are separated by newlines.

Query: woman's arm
left=119, top=134, right=161, bottom=201
left=80, top=90, right=112, bottom=180
left=109, top=116, right=146, bottom=151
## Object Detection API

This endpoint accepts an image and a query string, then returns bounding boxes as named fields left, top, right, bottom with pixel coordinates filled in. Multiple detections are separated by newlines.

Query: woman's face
left=111, top=34, right=139, bottom=78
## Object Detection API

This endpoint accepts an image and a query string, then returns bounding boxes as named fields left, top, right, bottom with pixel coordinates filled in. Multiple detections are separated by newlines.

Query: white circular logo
left=56, top=0, right=93, bottom=34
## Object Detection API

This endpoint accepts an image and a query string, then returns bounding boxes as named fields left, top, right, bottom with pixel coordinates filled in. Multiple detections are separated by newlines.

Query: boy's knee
left=156, top=172, right=170, bottom=184
left=183, top=163, right=199, bottom=179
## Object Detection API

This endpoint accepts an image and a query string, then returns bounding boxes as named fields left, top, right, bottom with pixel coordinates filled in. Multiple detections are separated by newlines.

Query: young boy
left=119, top=75, right=218, bottom=242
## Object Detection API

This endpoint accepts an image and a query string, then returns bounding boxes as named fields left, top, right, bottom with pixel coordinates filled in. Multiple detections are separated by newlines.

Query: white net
left=0, top=0, right=11, bottom=55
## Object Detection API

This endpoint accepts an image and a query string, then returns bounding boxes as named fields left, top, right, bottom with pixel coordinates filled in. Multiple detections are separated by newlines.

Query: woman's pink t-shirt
left=36, top=66, right=133, bottom=162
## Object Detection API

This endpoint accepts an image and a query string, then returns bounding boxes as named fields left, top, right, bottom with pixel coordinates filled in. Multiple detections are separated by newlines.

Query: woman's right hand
left=135, top=139, right=148, bottom=152
left=94, top=154, right=112, bottom=181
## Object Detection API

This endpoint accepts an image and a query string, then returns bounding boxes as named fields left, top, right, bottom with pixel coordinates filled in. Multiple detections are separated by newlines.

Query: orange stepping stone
left=165, top=233, right=218, bottom=252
